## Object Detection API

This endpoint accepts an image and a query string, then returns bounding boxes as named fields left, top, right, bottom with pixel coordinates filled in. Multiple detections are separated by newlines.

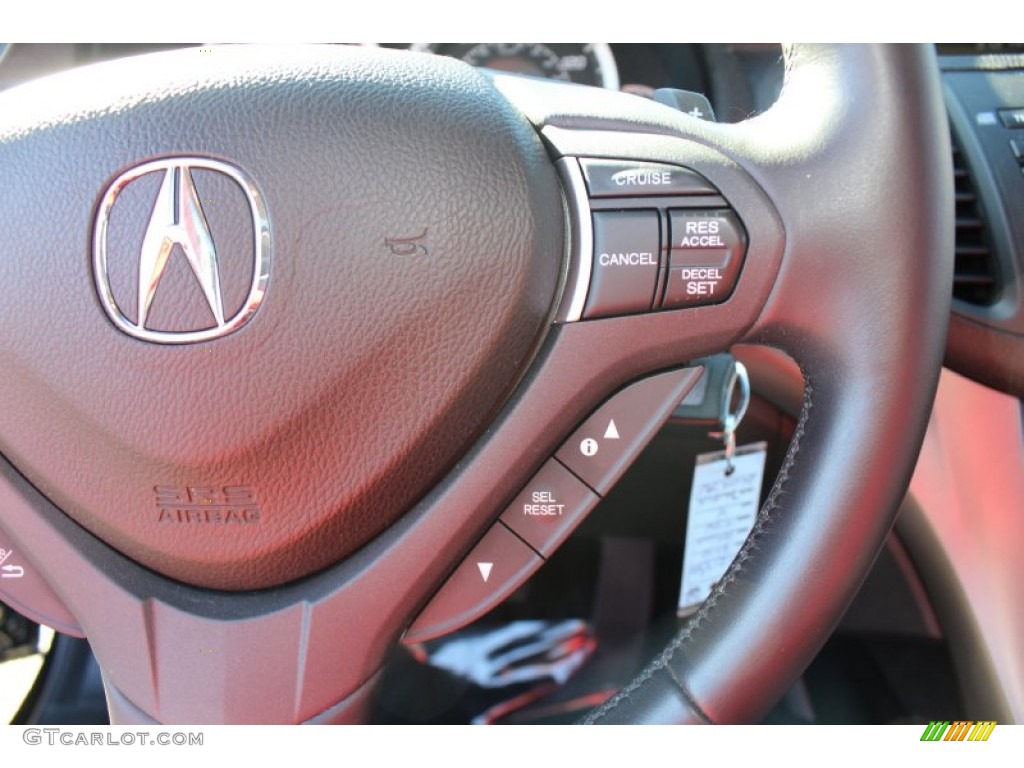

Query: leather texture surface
left=0, top=44, right=955, bottom=725
left=0, top=46, right=563, bottom=589
left=500, top=45, right=955, bottom=723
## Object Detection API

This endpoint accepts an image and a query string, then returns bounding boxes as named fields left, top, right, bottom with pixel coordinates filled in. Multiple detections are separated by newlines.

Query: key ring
left=710, top=360, right=750, bottom=476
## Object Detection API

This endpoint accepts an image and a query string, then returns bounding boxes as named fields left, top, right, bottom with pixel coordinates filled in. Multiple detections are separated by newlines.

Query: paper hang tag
left=678, top=441, right=768, bottom=615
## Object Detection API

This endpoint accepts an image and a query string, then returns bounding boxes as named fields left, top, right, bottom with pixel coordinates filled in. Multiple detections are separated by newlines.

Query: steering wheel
left=0, top=44, right=952, bottom=724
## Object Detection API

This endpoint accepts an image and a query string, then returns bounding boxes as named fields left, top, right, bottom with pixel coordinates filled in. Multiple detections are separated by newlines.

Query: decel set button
left=662, top=209, right=747, bottom=308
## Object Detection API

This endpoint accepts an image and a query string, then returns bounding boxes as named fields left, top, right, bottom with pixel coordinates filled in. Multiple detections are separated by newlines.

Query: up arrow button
left=556, top=368, right=704, bottom=495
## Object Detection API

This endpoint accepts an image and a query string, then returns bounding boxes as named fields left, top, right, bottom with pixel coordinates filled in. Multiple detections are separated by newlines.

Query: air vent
left=951, top=139, right=1000, bottom=305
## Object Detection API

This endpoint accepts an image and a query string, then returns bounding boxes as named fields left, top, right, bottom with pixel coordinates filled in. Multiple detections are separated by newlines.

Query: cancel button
left=583, top=210, right=661, bottom=319
left=599, top=252, right=658, bottom=267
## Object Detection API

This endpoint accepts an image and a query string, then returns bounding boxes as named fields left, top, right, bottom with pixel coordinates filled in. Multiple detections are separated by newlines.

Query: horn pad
left=0, top=46, right=563, bottom=590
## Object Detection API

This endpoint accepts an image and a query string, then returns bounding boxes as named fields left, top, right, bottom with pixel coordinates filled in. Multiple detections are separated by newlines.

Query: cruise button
left=499, top=460, right=599, bottom=557
left=580, top=158, right=717, bottom=197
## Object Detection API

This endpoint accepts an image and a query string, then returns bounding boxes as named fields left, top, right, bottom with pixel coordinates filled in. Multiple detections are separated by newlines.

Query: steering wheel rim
left=0, top=44, right=952, bottom=724
left=572, top=44, right=955, bottom=723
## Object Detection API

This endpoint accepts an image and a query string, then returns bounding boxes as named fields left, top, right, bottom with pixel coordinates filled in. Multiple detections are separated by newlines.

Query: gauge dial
left=410, top=43, right=619, bottom=91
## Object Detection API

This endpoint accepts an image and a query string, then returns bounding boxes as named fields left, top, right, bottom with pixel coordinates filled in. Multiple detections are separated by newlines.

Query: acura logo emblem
left=93, top=157, right=271, bottom=344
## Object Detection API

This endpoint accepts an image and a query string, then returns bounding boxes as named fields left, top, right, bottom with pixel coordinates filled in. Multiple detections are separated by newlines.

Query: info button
left=500, top=460, right=599, bottom=557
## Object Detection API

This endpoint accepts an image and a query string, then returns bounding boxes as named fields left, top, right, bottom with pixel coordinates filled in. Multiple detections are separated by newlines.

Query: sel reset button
left=499, top=460, right=598, bottom=557
left=662, top=209, right=747, bottom=309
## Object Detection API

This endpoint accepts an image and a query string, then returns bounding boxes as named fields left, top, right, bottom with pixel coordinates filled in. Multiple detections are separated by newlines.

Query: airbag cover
left=0, top=46, right=562, bottom=589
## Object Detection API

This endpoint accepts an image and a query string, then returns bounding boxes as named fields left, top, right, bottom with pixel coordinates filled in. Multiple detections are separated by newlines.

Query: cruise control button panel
left=559, top=157, right=750, bottom=323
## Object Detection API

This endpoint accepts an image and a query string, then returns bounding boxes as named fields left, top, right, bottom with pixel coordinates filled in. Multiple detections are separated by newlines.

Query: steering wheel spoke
left=516, top=45, right=955, bottom=724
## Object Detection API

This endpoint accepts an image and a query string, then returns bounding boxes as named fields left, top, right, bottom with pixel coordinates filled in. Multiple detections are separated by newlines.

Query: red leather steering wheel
left=0, top=44, right=952, bottom=723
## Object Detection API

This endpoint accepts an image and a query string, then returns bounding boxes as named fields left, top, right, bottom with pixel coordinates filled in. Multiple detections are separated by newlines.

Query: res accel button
left=403, top=523, right=543, bottom=644
left=499, top=460, right=599, bottom=557
left=584, top=210, right=661, bottom=319
left=662, top=210, right=747, bottom=308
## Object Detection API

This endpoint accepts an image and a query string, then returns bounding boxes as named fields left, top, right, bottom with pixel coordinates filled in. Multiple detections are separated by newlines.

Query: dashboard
left=0, top=43, right=784, bottom=122
left=0, top=43, right=1020, bottom=727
